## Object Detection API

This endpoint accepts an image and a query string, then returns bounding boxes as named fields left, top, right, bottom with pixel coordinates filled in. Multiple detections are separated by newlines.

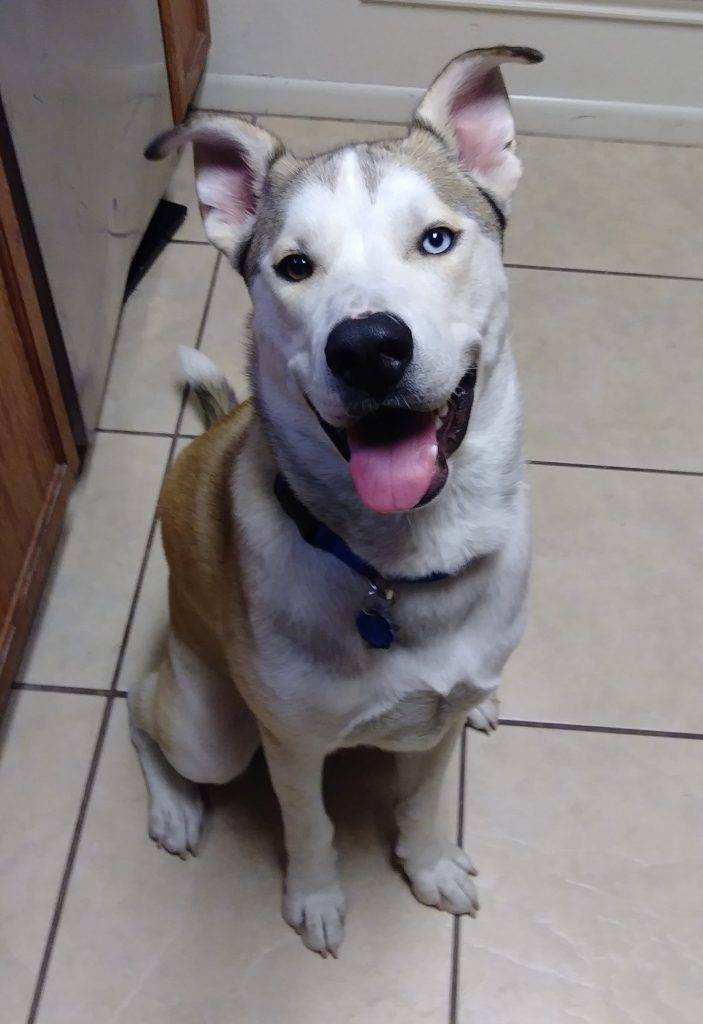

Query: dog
left=130, top=45, right=540, bottom=957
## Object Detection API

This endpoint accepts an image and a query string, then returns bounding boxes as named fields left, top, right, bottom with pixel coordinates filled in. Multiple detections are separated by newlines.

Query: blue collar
left=274, top=474, right=450, bottom=588
left=274, top=474, right=451, bottom=649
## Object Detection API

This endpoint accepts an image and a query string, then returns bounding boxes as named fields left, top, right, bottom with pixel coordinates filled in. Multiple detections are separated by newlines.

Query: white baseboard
left=197, top=72, right=703, bottom=146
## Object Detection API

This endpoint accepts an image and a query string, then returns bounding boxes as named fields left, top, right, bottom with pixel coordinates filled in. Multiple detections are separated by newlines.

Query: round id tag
left=356, top=583, right=396, bottom=649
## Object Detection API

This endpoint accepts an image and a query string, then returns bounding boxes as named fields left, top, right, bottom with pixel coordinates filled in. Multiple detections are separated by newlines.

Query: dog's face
left=148, top=46, right=542, bottom=513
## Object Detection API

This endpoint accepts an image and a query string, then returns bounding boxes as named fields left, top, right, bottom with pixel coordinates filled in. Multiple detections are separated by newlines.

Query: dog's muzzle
left=309, top=364, right=477, bottom=516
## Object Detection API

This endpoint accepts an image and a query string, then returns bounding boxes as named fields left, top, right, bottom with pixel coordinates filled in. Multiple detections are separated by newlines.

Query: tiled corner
left=458, top=726, right=703, bottom=1024
left=99, top=244, right=217, bottom=434
left=257, top=116, right=405, bottom=156
left=501, top=464, right=703, bottom=732
left=509, top=135, right=703, bottom=278
left=0, top=691, right=104, bottom=1024
left=18, top=433, right=171, bottom=689
left=511, top=267, right=703, bottom=472
left=180, top=264, right=252, bottom=436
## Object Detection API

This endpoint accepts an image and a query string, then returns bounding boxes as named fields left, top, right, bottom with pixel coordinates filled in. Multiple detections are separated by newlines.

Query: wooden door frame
left=159, top=0, right=211, bottom=123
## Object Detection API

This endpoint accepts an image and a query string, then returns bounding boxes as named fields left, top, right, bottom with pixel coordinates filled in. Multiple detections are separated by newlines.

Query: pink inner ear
left=194, top=139, right=256, bottom=223
left=450, top=67, right=512, bottom=176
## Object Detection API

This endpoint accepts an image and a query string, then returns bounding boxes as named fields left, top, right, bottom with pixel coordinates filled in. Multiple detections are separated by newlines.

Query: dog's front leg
left=394, top=721, right=479, bottom=917
left=261, top=729, right=345, bottom=957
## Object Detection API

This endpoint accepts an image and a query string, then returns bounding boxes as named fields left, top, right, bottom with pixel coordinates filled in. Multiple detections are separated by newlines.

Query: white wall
left=199, top=0, right=703, bottom=144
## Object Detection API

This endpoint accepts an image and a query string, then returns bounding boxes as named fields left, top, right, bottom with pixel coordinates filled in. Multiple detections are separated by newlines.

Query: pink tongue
left=348, top=415, right=439, bottom=514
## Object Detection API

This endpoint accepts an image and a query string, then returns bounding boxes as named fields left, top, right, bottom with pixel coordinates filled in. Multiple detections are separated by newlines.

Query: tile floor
left=2, top=114, right=702, bottom=1024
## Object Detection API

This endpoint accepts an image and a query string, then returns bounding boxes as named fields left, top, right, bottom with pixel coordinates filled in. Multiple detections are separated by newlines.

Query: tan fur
left=149, top=401, right=255, bottom=744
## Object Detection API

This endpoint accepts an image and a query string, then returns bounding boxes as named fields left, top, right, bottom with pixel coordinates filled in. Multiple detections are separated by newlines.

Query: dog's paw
left=283, top=882, right=347, bottom=958
left=467, top=693, right=500, bottom=734
left=148, top=782, right=204, bottom=859
left=398, top=841, right=479, bottom=916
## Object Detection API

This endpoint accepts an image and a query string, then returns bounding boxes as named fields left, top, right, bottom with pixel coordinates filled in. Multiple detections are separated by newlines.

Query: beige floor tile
left=501, top=465, right=703, bottom=731
left=509, top=135, right=703, bottom=278
left=510, top=268, right=703, bottom=472
left=117, top=439, right=191, bottom=693
left=180, top=263, right=252, bottom=435
left=37, top=701, right=460, bottom=1023
left=100, top=244, right=217, bottom=433
left=0, top=691, right=104, bottom=1024
left=19, top=433, right=171, bottom=688
left=458, top=726, right=703, bottom=1024
left=258, top=115, right=405, bottom=156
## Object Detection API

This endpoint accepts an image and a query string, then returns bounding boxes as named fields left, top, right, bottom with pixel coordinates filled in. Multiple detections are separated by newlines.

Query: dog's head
left=148, top=46, right=542, bottom=514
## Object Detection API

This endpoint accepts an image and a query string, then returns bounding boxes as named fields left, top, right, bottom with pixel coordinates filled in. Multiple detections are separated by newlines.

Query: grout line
left=88, top=450, right=703, bottom=482
left=505, top=262, right=703, bottom=284
left=26, top=694, right=115, bottom=1024
left=107, top=251, right=222, bottom=697
left=498, top=718, right=703, bottom=741
left=92, top=302, right=128, bottom=441
left=26, top=252, right=223, bottom=1022
left=170, top=238, right=210, bottom=246
left=448, top=728, right=468, bottom=1024
left=11, top=682, right=127, bottom=698
left=95, top=427, right=176, bottom=439
left=528, top=459, right=703, bottom=478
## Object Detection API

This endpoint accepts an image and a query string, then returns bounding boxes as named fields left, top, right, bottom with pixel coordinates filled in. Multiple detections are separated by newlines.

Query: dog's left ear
left=145, top=115, right=285, bottom=260
left=414, top=46, right=543, bottom=210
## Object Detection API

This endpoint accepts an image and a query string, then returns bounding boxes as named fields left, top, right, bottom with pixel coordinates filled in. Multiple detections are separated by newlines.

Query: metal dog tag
left=356, top=583, right=396, bottom=649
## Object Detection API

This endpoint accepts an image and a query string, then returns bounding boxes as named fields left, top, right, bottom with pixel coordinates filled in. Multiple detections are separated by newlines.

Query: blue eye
left=420, top=227, right=456, bottom=255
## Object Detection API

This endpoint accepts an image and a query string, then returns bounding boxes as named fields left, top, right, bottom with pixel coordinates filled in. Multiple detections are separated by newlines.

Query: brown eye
left=275, top=253, right=314, bottom=282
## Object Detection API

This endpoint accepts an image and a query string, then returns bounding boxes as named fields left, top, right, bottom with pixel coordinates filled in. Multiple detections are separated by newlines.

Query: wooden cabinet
left=0, top=114, right=78, bottom=707
left=0, top=1, right=210, bottom=708
left=159, top=0, right=211, bottom=122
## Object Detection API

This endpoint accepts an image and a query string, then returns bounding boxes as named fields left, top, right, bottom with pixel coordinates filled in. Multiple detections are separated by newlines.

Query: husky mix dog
left=131, top=46, right=541, bottom=957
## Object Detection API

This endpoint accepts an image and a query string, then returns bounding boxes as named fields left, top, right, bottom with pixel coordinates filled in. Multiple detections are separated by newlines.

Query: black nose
left=325, top=313, right=413, bottom=400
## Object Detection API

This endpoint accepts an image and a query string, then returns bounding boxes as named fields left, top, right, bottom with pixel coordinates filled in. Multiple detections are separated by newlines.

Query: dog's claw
left=467, top=694, right=500, bottom=734
left=283, top=884, right=347, bottom=957
left=398, top=841, right=480, bottom=917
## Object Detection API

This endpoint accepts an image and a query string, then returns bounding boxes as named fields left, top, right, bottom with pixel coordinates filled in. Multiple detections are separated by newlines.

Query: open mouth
left=312, top=366, right=477, bottom=514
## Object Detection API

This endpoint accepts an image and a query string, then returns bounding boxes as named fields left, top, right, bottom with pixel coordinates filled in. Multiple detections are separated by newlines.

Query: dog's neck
left=252, top=335, right=524, bottom=581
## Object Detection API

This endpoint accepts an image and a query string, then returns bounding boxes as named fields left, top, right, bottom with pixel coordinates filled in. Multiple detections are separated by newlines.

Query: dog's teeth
left=439, top=404, right=449, bottom=418
left=434, top=415, right=443, bottom=430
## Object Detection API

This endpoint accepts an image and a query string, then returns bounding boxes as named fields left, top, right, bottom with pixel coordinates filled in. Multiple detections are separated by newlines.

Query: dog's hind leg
left=128, top=633, right=260, bottom=856
left=129, top=670, right=204, bottom=857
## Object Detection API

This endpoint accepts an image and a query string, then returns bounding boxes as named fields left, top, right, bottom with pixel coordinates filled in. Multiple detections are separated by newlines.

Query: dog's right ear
left=145, top=115, right=285, bottom=261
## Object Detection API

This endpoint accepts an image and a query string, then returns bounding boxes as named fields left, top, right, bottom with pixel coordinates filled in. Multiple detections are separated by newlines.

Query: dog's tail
left=179, top=346, right=237, bottom=430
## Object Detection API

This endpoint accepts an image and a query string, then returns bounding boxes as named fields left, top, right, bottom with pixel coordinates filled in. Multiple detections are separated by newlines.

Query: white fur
left=132, top=62, right=533, bottom=956
left=178, top=346, right=222, bottom=389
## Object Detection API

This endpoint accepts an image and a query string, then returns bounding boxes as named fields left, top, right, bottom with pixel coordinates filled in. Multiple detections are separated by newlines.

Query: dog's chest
left=248, top=557, right=501, bottom=749
left=340, top=676, right=485, bottom=749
